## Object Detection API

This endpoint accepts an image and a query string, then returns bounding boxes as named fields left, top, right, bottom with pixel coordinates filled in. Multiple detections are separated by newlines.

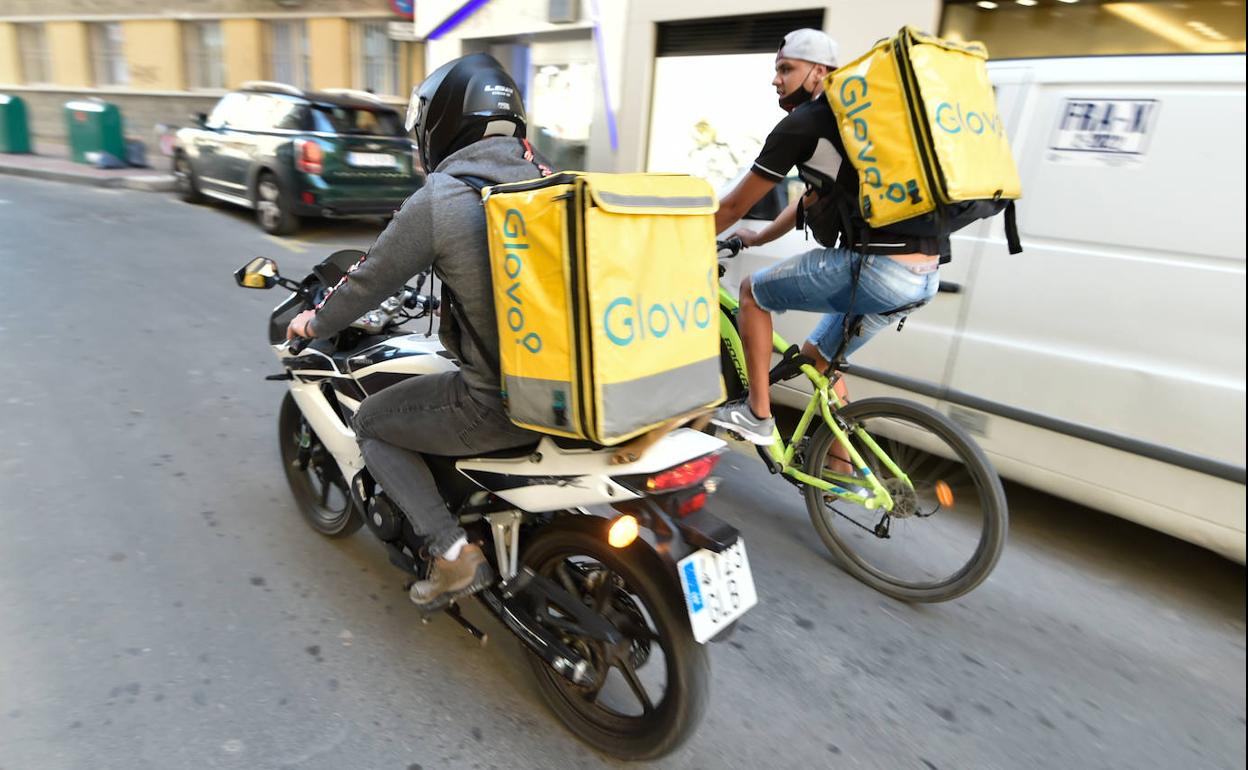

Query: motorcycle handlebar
left=286, top=336, right=311, bottom=355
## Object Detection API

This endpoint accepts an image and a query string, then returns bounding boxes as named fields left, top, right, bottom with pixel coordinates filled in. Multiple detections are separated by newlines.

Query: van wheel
left=255, top=171, right=299, bottom=236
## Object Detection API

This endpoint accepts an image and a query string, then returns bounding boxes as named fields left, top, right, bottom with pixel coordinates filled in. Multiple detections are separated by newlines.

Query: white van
left=722, top=53, right=1246, bottom=562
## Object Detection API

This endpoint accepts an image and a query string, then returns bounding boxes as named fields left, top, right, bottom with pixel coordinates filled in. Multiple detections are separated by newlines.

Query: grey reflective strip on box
left=505, top=373, right=577, bottom=432
left=599, top=356, right=722, bottom=440
left=594, top=191, right=715, bottom=210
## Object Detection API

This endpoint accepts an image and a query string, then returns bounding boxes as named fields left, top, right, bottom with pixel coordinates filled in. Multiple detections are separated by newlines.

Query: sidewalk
left=0, top=142, right=177, bottom=192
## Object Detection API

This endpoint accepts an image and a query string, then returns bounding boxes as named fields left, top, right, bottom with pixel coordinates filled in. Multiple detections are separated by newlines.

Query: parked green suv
left=173, top=82, right=424, bottom=235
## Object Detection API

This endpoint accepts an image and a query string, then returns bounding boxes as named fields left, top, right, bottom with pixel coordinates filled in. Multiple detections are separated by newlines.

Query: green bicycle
left=713, top=239, right=1008, bottom=603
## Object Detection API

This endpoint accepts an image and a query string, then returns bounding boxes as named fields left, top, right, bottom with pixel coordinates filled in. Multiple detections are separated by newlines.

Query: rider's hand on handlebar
left=731, top=228, right=761, bottom=248
left=286, top=309, right=317, bottom=341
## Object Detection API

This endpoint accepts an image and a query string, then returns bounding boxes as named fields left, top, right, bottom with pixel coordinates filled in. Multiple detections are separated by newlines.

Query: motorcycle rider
left=286, top=54, right=554, bottom=610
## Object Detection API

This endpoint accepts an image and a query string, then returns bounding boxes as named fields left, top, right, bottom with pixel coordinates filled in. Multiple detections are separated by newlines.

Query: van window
left=942, top=0, right=1245, bottom=59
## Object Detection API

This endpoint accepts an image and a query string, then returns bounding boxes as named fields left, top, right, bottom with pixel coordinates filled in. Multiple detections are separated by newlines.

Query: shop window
left=647, top=10, right=825, bottom=194
left=527, top=61, right=594, bottom=171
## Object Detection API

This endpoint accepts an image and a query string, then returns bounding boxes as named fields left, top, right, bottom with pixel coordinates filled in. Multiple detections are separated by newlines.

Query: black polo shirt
left=750, top=95, right=844, bottom=194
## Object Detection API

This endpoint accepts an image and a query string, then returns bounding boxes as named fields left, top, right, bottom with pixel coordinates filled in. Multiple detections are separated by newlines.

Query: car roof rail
left=320, top=88, right=385, bottom=104
left=240, top=80, right=304, bottom=97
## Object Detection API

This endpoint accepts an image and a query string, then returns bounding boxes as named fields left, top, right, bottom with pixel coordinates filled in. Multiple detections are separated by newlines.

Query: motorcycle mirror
left=235, top=256, right=280, bottom=289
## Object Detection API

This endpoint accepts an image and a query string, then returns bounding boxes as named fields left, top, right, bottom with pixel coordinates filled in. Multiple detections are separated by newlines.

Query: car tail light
left=646, top=453, right=721, bottom=492
left=295, top=139, right=323, bottom=175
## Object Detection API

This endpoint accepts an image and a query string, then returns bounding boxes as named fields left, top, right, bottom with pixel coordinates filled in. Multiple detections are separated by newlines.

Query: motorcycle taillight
left=646, top=453, right=721, bottom=492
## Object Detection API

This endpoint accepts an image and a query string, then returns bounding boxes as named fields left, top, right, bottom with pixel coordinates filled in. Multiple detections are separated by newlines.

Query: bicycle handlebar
left=717, top=237, right=744, bottom=259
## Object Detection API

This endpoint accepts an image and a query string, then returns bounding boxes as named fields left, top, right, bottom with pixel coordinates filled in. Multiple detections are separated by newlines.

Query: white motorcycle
left=234, top=251, right=758, bottom=760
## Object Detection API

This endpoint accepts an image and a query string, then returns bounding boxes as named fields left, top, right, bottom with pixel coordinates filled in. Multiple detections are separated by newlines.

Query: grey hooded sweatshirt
left=308, top=136, right=551, bottom=400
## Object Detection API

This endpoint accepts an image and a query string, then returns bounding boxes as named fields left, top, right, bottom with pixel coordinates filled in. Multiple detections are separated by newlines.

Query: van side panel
left=946, top=55, right=1245, bottom=559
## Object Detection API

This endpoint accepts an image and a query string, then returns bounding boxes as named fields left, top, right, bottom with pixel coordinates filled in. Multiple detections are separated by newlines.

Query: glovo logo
left=837, top=75, right=908, bottom=202
left=933, top=101, right=1004, bottom=137
left=500, top=209, right=542, bottom=354
left=603, top=269, right=714, bottom=347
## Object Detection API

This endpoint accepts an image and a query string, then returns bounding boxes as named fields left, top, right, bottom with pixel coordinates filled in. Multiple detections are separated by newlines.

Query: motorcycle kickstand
left=441, top=601, right=488, bottom=647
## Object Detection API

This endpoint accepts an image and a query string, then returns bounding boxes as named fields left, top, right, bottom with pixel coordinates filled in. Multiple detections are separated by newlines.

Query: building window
left=91, top=22, right=129, bottom=87
left=17, top=23, right=51, bottom=85
left=356, top=20, right=402, bottom=96
left=941, top=0, right=1246, bottom=59
left=269, top=20, right=310, bottom=89
left=184, top=21, right=225, bottom=90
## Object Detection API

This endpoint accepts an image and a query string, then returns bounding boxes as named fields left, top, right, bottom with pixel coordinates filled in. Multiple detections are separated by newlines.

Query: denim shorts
left=750, top=246, right=939, bottom=361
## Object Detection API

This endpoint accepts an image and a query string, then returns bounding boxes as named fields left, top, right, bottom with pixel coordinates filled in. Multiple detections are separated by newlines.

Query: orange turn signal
left=607, top=515, right=639, bottom=548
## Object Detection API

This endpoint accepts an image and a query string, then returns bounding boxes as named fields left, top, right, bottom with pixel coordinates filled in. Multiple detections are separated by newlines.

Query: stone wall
left=17, top=91, right=221, bottom=162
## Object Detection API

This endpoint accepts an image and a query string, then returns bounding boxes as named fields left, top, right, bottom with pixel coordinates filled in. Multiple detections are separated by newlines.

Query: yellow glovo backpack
left=819, top=27, right=1023, bottom=258
left=475, top=172, right=725, bottom=445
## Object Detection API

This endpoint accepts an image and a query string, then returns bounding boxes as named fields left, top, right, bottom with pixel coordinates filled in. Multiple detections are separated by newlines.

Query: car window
left=206, top=92, right=247, bottom=129
left=311, top=105, right=404, bottom=136
left=229, top=94, right=304, bottom=132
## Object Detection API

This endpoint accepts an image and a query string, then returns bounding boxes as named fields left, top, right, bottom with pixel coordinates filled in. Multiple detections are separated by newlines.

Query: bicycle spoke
left=805, top=401, right=1005, bottom=601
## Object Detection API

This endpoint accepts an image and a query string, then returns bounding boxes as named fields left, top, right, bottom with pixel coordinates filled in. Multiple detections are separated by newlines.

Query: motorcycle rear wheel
left=521, top=515, right=709, bottom=761
left=278, top=392, right=362, bottom=538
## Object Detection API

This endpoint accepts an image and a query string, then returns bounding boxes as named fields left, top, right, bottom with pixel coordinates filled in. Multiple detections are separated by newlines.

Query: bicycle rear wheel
left=803, top=397, right=1007, bottom=602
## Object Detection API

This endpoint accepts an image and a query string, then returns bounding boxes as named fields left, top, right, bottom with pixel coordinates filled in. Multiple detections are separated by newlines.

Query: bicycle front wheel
left=803, top=397, right=1008, bottom=602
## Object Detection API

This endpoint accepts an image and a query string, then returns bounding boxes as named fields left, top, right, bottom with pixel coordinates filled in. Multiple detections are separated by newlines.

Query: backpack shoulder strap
left=455, top=175, right=491, bottom=193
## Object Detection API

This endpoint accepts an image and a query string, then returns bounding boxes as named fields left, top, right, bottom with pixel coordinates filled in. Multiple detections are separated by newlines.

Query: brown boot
left=409, top=544, right=494, bottom=611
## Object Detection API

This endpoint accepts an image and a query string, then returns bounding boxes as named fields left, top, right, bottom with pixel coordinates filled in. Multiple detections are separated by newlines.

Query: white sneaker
left=710, top=401, right=776, bottom=445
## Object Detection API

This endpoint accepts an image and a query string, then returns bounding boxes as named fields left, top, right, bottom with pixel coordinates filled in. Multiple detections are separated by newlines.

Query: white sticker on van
left=1047, top=99, right=1159, bottom=166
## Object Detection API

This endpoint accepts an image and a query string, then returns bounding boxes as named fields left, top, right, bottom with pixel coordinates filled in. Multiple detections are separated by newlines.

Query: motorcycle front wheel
left=521, top=515, right=709, bottom=760
left=278, top=392, right=362, bottom=538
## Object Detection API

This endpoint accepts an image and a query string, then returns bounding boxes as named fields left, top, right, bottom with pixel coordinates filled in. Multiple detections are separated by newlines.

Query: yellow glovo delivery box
left=480, top=172, right=725, bottom=445
left=825, top=27, right=1022, bottom=241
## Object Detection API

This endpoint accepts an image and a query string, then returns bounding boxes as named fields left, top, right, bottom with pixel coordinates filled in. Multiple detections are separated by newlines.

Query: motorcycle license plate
left=677, top=539, right=758, bottom=644
left=347, top=152, right=397, bottom=168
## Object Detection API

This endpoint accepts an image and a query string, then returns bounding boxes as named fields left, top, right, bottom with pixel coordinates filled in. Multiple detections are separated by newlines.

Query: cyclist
left=710, top=28, right=940, bottom=446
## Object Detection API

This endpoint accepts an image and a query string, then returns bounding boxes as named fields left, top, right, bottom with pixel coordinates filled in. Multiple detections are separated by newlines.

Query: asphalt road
left=1, top=177, right=1244, bottom=770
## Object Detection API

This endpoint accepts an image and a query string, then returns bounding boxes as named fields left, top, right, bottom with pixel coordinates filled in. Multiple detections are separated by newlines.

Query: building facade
left=1, top=0, right=1241, bottom=166
left=0, top=0, right=425, bottom=149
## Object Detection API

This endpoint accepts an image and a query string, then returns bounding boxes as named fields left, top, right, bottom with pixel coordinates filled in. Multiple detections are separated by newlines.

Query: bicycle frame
left=717, top=286, right=912, bottom=512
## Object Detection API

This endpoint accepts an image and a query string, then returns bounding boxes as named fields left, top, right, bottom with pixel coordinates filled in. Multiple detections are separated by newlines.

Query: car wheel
left=174, top=153, right=205, bottom=204
left=255, top=171, right=299, bottom=236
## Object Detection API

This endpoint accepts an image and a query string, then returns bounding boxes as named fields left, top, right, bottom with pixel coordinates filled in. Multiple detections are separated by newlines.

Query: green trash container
left=0, top=94, right=32, bottom=154
left=64, top=98, right=125, bottom=165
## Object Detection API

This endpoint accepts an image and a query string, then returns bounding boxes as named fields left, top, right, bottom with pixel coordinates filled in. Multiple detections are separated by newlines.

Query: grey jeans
left=352, top=372, right=536, bottom=557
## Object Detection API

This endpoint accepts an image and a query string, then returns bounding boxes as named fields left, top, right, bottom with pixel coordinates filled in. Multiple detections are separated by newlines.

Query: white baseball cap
left=778, top=28, right=839, bottom=68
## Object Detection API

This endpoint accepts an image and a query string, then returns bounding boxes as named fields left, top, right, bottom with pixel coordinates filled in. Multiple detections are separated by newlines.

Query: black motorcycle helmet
left=405, top=53, right=527, bottom=172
